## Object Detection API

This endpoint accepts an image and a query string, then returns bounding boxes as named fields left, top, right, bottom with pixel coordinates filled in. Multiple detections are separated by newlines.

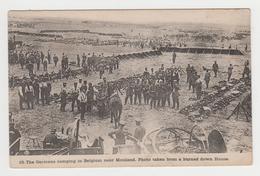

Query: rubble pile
left=179, top=78, right=249, bottom=116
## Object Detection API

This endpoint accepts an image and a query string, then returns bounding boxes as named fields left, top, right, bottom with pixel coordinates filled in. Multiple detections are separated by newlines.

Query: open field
left=8, top=14, right=251, bottom=155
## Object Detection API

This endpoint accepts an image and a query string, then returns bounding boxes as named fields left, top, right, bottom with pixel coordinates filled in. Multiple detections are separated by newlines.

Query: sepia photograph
left=8, top=9, right=252, bottom=167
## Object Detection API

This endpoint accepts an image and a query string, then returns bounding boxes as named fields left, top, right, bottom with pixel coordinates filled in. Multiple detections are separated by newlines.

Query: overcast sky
left=9, top=9, right=250, bottom=26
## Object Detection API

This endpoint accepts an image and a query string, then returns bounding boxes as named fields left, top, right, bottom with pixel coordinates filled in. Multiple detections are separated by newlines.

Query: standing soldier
left=40, top=80, right=46, bottom=105
left=125, top=82, right=134, bottom=105
left=36, top=55, right=41, bottom=71
left=242, top=60, right=250, bottom=79
left=172, top=81, right=180, bottom=109
left=86, top=83, right=94, bottom=112
left=18, top=81, right=25, bottom=110
left=142, top=80, right=150, bottom=105
left=186, top=64, right=191, bottom=83
left=82, top=53, right=87, bottom=67
left=47, top=50, right=51, bottom=64
left=165, top=82, right=172, bottom=107
left=78, top=87, right=87, bottom=121
left=172, top=51, right=176, bottom=64
left=25, top=81, right=34, bottom=109
left=33, top=79, right=40, bottom=105
left=108, top=121, right=131, bottom=154
left=71, top=82, right=79, bottom=112
left=116, top=57, right=119, bottom=69
left=46, top=81, right=52, bottom=105
left=53, top=54, right=59, bottom=67
left=204, top=70, right=211, bottom=88
left=149, top=82, right=157, bottom=109
left=43, top=56, right=48, bottom=71
left=195, top=76, right=202, bottom=100
left=40, top=51, right=44, bottom=63
left=77, top=54, right=80, bottom=67
left=134, top=79, right=142, bottom=105
left=212, top=61, right=219, bottom=77
left=134, top=118, right=146, bottom=142
left=99, top=65, right=105, bottom=79
left=19, top=51, right=25, bottom=69
left=60, top=83, right=67, bottom=112
left=227, top=64, right=233, bottom=82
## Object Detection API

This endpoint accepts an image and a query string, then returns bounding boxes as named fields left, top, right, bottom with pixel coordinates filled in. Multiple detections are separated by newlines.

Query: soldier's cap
left=119, top=120, right=127, bottom=126
left=50, top=128, right=56, bottom=133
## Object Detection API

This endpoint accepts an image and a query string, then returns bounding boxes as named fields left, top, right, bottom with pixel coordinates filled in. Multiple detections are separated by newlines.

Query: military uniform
left=172, top=85, right=180, bottom=109
left=204, top=71, right=211, bottom=88
left=60, top=84, right=67, bottom=112
left=149, top=84, right=157, bottom=109
left=125, top=83, right=134, bottom=105
left=134, top=82, right=142, bottom=105
left=142, top=82, right=150, bottom=104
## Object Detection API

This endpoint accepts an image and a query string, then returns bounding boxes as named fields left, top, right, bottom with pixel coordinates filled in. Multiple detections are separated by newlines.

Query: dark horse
left=109, top=93, right=123, bottom=129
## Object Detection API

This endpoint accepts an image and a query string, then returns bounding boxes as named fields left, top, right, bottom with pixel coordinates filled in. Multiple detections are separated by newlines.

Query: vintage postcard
left=8, top=9, right=251, bottom=168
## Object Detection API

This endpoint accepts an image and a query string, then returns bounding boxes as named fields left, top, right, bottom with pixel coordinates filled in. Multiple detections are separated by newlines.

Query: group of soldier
left=124, top=64, right=181, bottom=109
left=18, top=77, right=52, bottom=110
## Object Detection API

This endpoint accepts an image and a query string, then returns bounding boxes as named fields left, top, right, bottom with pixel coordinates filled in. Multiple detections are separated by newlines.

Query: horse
left=108, top=92, right=123, bottom=129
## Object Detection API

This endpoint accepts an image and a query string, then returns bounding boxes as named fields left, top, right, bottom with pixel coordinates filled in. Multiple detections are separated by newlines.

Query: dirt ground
left=9, top=47, right=252, bottom=154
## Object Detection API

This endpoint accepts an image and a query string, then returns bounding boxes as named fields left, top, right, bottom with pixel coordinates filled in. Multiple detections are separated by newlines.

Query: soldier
left=71, top=82, right=79, bottom=112
left=60, top=82, right=67, bottom=112
left=25, top=81, right=34, bottom=109
left=19, top=51, right=25, bottom=69
left=82, top=80, right=88, bottom=91
left=143, top=67, right=150, bottom=79
left=134, top=79, right=142, bottom=105
left=18, top=81, right=25, bottom=110
left=82, top=53, right=87, bottom=67
left=99, top=65, right=105, bottom=79
left=227, top=64, right=233, bottom=82
left=172, top=82, right=180, bottom=109
left=86, top=83, right=94, bottom=112
left=108, top=121, right=131, bottom=154
left=212, top=61, right=219, bottom=77
left=78, top=78, right=83, bottom=90
left=151, top=68, right=154, bottom=76
left=189, top=70, right=197, bottom=93
left=46, top=81, right=52, bottom=105
left=195, top=76, right=202, bottom=100
left=36, top=55, right=41, bottom=71
left=33, top=79, right=40, bottom=105
left=149, top=82, right=157, bottom=109
left=40, top=80, right=46, bottom=105
left=53, top=54, right=59, bottom=67
left=47, top=50, right=51, bottom=64
left=43, top=56, right=48, bottom=71
left=186, top=64, right=192, bottom=83
left=142, top=80, right=150, bottom=104
left=125, top=82, right=134, bottom=105
left=9, top=122, right=21, bottom=155
left=40, top=51, right=44, bottom=63
left=164, top=82, right=172, bottom=107
left=78, top=87, right=87, bottom=121
left=134, top=118, right=146, bottom=142
left=242, top=61, right=250, bottom=78
left=43, top=129, right=58, bottom=149
left=172, top=51, right=176, bottom=64
left=77, top=54, right=80, bottom=67
left=204, top=70, right=211, bottom=88
left=116, top=57, right=119, bottom=69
